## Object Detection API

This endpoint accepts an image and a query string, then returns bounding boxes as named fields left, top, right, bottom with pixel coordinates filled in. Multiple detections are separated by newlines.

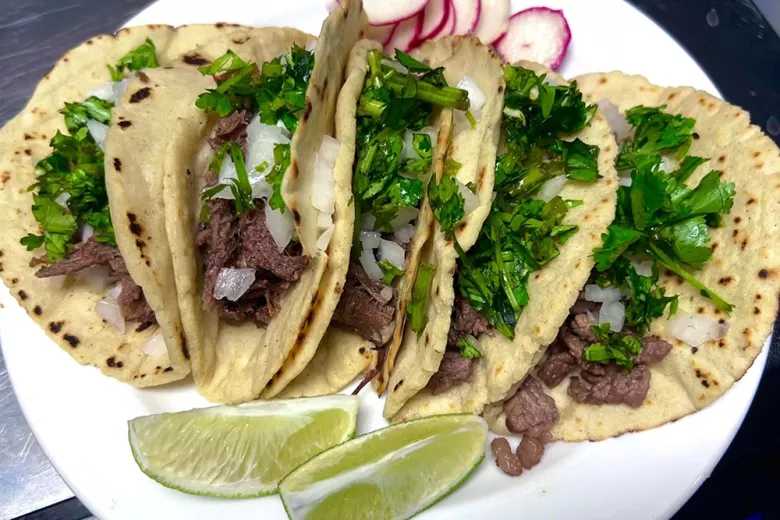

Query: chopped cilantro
left=60, top=97, right=113, bottom=133
left=428, top=159, right=465, bottom=237
left=407, top=263, right=435, bottom=339
left=108, top=38, right=159, bottom=81
left=456, top=335, right=482, bottom=359
left=583, top=323, right=643, bottom=370
left=200, top=141, right=255, bottom=214
left=378, top=259, right=405, bottom=285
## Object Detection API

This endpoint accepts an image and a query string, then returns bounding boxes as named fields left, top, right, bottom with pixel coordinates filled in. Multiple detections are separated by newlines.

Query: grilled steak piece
left=427, top=351, right=475, bottom=395
left=238, top=208, right=308, bottom=281
left=447, top=296, right=491, bottom=348
left=504, top=376, right=559, bottom=438
left=491, top=437, right=523, bottom=476
left=332, top=263, right=395, bottom=345
left=208, top=109, right=251, bottom=152
left=537, top=340, right=578, bottom=388
left=637, top=336, right=673, bottom=364
left=568, top=363, right=651, bottom=408
left=201, top=199, right=239, bottom=310
left=569, top=312, right=599, bottom=343
left=517, top=435, right=545, bottom=470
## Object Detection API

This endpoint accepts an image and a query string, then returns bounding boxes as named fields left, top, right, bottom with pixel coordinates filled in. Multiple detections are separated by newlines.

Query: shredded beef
left=447, top=296, right=491, bottom=348
left=427, top=351, right=474, bottom=395
left=332, top=263, right=395, bottom=345
left=491, top=438, right=523, bottom=476
left=637, top=336, right=673, bottom=364
left=517, top=435, right=545, bottom=470
left=34, top=238, right=155, bottom=324
left=208, top=109, right=251, bottom=152
left=537, top=340, right=578, bottom=388
left=568, top=363, right=651, bottom=408
left=199, top=198, right=308, bottom=327
left=504, top=376, right=559, bottom=438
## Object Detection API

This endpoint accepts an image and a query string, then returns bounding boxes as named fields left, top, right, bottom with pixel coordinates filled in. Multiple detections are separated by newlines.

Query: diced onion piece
left=667, top=313, right=728, bottom=347
left=661, top=155, right=675, bottom=173
left=584, top=284, right=622, bottom=303
left=596, top=99, right=633, bottom=142
left=380, top=285, right=393, bottom=302
left=457, top=75, right=485, bottom=118
left=75, top=265, right=112, bottom=292
left=360, top=231, right=381, bottom=250
left=112, top=78, right=131, bottom=104
left=48, top=275, right=67, bottom=289
left=543, top=76, right=559, bottom=86
left=401, top=127, right=437, bottom=161
left=81, top=224, right=95, bottom=243
left=631, top=259, right=654, bottom=277
left=95, top=299, right=125, bottom=333
left=86, top=82, right=114, bottom=101
left=316, top=225, right=335, bottom=251
left=599, top=301, right=625, bottom=332
left=306, top=39, right=317, bottom=52
left=317, top=210, right=332, bottom=229
left=382, top=57, right=408, bottom=75
left=359, top=250, right=383, bottom=280
left=142, top=330, right=166, bottom=357
left=361, top=212, right=377, bottom=231
left=378, top=239, right=406, bottom=269
left=619, top=176, right=633, bottom=187
left=265, top=204, right=294, bottom=252
left=55, top=192, right=71, bottom=209
left=312, top=135, right=340, bottom=214
left=393, top=223, right=416, bottom=244
left=503, top=107, right=524, bottom=120
left=241, top=117, right=291, bottom=198
left=108, top=281, right=123, bottom=300
left=536, top=175, right=567, bottom=202
left=457, top=180, right=479, bottom=217
left=390, top=207, right=419, bottom=230
left=87, top=119, right=108, bottom=150
left=214, top=268, right=256, bottom=301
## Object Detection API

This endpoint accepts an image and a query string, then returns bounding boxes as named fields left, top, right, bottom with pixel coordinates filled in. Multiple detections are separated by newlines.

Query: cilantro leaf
left=108, top=38, right=158, bottom=81
left=266, top=143, right=290, bottom=212
left=378, top=259, right=405, bottom=285
left=407, top=263, right=435, bottom=339
left=616, top=105, right=695, bottom=170
left=429, top=159, right=465, bottom=236
left=548, top=138, right=601, bottom=182
left=583, top=324, right=643, bottom=370
left=60, top=96, right=113, bottom=133
left=394, top=50, right=431, bottom=72
left=456, top=335, right=483, bottom=359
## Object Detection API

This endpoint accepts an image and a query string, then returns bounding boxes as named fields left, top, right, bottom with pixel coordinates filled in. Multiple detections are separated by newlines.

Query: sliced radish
left=495, top=7, right=571, bottom=70
left=364, top=0, right=430, bottom=27
left=473, top=0, right=509, bottom=44
left=366, top=23, right=398, bottom=46
left=451, top=0, right=481, bottom=34
left=385, top=13, right=423, bottom=53
left=419, top=0, right=450, bottom=40
left=441, top=0, right=457, bottom=36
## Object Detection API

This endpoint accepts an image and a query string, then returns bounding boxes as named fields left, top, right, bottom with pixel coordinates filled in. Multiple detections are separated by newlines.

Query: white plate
left=1, top=0, right=768, bottom=519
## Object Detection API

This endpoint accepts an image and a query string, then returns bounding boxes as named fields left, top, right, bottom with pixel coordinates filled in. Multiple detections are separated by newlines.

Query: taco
left=485, top=72, right=780, bottom=444
left=0, top=24, right=260, bottom=386
left=387, top=62, right=619, bottom=423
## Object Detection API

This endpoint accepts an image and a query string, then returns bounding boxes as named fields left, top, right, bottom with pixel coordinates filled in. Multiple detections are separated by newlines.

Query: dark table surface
left=0, top=1, right=778, bottom=519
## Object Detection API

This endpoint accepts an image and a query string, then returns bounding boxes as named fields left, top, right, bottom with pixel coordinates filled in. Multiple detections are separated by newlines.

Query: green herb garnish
left=456, top=335, right=482, bottom=359
left=200, top=141, right=256, bottom=214
left=378, top=259, right=405, bottom=285
left=60, top=97, right=113, bottom=133
left=108, top=38, right=159, bottom=81
left=583, top=323, right=643, bottom=370
left=407, top=263, right=435, bottom=339
left=428, top=158, right=465, bottom=236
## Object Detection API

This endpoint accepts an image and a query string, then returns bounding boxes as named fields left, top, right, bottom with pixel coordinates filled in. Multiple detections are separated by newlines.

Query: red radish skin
left=419, top=0, right=450, bottom=40
left=495, top=7, right=572, bottom=69
left=451, top=0, right=481, bottom=34
left=473, top=0, right=509, bottom=44
left=441, top=0, right=457, bottom=36
left=385, top=13, right=423, bottom=53
left=364, top=0, right=430, bottom=26
left=366, top=23, right=398, bottom=46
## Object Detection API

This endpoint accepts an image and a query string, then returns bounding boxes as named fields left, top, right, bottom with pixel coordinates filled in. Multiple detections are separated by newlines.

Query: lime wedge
left=279, top=414, right=487, bottom=520
left=128, top=395, right=359, bottom=498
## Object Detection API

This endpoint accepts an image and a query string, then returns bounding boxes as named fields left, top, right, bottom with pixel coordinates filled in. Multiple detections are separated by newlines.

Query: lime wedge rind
left=128, top=395, right=359, bottom=498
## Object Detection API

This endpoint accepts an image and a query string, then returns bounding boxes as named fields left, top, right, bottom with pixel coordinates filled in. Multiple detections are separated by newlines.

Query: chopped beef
left=569, top=312, right=599, bottom=342
left=332, top=263, right=395, bottom=345
left=199, top=198, right=308, bottom=327
left=570, top=298, right=601, bottom=315
left=568, top=363, right=651, bottom=408
left=560, top=327, right=587, bottom=360
left=447, top=296, right=491, bottom=348
left=427, top=351, right=475, bottom=395
left=537, top=340, right=578, bottom=388
left=517, top=435, right=545, bottom=470
left=491, top=438, right=523, bottom=476
left=208, top=109, right=251, bottom=152
left=637, top=336, right=673, bottom=365
left=504, top=376, right=559, bottom=438
left=35, top=238, right=155, bottom=325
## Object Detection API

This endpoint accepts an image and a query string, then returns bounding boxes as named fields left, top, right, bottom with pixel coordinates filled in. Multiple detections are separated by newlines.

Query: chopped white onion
left=667, top=313, right=728, bottom=347
left=48, top=275, right=67, bottom=289
left=87, top=119, right=108, bottom=150
left=401, top=127, right=437, bottom=161
left=265, top=204, right=294, bottom=252
left=584, top=284, right=623, bottom=303
left=393, top=223, right=416, bottom=244
left=457, top=75, right=485, bottom=118
left=661, top=155, right=675, bottom=173
left=390, top=207, right=419, bottom=230
left=312, top=135, right=340, bottom=214
left=360, top=231, right=381, bottom=250
left=214, top=268, right=256, bottom=301
left=141, top=329, right=167, bottom=357
left=536, top=175, right=567, bottom=202
left=361, top=212, right=377, bottom=231
left=95, top=299, right=125, bottom=333
left=112, top=78, right=131, bottom=104
left=80, top=224, right=95, bottom=243
left=599, top=301, right=625, bottom=332
left=631, top=259, right=655, bottom=277
left=619, top=176, right=633, bottom=187
left=306, top=39, right=317, bottom=52
left=108, top=282, right=123, bottom=300
left=382, top=58, right=407, bottom=75
left=542, top=75, right=559, bottom=86
left=380, top=285, right=394, bottom=302
left=596, top=99, right=633, bottom=142
left=317, top=210, right=332, bottom=229
left=503, top=107, right=524, bottom=120
left=86, top=82, right=114, bottom=101
left=359, top=250, right=383, bottom=280
left=457, top=180, right=479, bottom=217
left=316, top=225, right=335, bottom=251
left=378, top=239, right=406, bottom=270
left=55, top=192, right=71, bottom=209
left=75, top=265, right=112, bottom=292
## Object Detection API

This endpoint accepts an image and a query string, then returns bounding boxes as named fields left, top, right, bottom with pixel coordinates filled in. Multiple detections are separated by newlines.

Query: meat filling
left=332, top=263, right=395, bottom=345
left=35, top=238, right=156, bottom=325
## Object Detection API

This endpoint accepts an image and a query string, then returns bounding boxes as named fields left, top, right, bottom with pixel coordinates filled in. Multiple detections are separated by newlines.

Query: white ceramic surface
left=1, top=1, right=768, bottom=519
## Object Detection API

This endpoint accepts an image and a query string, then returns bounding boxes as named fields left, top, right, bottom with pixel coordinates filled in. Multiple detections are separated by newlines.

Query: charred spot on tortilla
left=186, top=168, right=192, bottom=176
left=741, top=239, right=749, bottom=251
left=136, top=71, right=151, bottom=84
left=24, top=149, right=32, bottom=156
left=106, top=356, right=121, bottom=367
left=2, top=171, right=10, bottom=184
left=113, top=157, right=122, bottom=171
left=118, top=120, right=132, bottom=128
left=127, top=212, right=142, bottom=236
left=718, top=276, right=733, bottom=286
left=129, top=87, right=152, bottom=103
left=182, top=54, right=209, bottom=66
left=747, top=197, right=756, bottom=205
left=136, top=321, right=153, bottom=333
left=11, top=277, right=17, bottom=284
left=691, top=346, right=699, bottom=355
left=693, top=132, right=700, bottom=140
left=232, top=36, right=248, bottom=44
left=759, top=268, right=770, bottom=279
left=181, top=332, right=190, bottom=360
left=18, top=290, right=27, bottom=300
left=24, top=133, right=33, bottom=140
left=48, top=321, right=63, bottom=333
left=163, top=366, right=173, bottom=373
left=754, top=307, right=761, bottom=315
left=33, top=305, right=42, bottom=315
left=63, top=334, right=79, bottom=348
left=292, top=207, right=301, bottom=225
left=359, top=346, right=366, bottom=355
left=302, top=100, right=312, bottom=122
left=394, top=380, right=403, bottom=391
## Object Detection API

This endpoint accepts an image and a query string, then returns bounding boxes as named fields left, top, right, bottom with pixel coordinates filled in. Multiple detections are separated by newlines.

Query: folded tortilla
left=486, top=72, right=780, bottom=441
left=0, top=23, right=259, bottom=386
left=391, top=63, right=619, bottom=423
